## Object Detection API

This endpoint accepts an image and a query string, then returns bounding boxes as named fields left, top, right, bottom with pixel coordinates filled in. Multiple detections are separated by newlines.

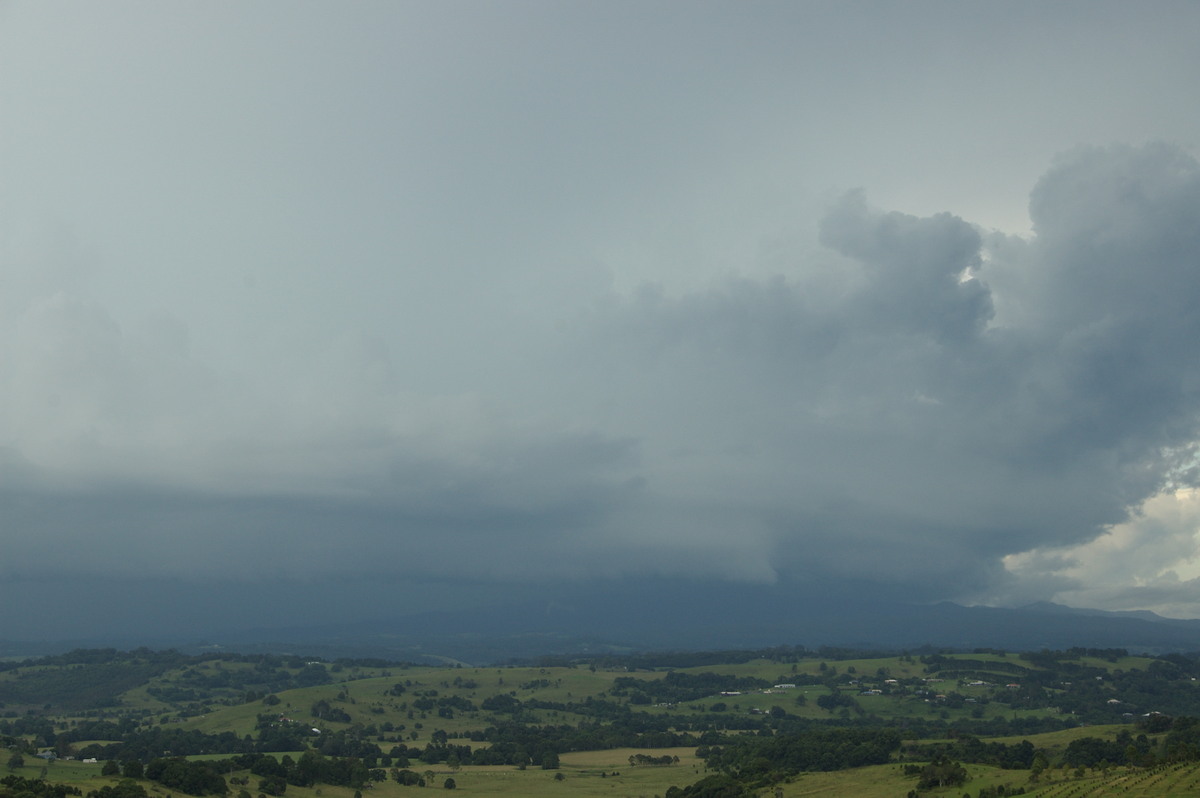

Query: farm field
left=4, top=646, right=1200, bottom=797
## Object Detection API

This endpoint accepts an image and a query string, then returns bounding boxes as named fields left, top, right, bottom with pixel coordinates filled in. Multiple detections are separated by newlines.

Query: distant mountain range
left=4, top=583, right=1196, bottom=664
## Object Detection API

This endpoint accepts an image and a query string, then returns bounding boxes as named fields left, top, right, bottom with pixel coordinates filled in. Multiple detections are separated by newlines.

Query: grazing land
left=5, top=646, right=1200, bottom=796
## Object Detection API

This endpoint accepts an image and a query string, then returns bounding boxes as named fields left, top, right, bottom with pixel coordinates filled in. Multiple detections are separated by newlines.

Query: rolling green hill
left=4, top=646, right=1200, bottom=797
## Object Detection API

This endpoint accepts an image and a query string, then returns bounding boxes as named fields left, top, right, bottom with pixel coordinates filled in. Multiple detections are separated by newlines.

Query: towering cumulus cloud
left=3, top=144, right=1200, bottom=633
left=551, top=144, right=1200, bottom=605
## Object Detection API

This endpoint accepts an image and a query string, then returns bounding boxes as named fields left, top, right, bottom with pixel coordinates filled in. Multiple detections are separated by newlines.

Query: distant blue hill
left=4, top=583, right=1197, bottom=663
left=170, top=584, right=1200, bottom=662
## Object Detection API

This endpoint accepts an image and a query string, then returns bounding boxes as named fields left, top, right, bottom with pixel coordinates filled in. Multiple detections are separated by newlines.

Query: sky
left=3, top=1, right=1200, bottom=640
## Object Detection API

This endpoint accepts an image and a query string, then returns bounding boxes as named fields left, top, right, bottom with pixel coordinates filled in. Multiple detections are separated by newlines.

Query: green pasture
left=174, top=665, right=631, bottom=742
left=106, top=653, right=1090, bottom=751
left=988, top=723, right=1129, bottom=755
left=9, top=649, right=1190, bottom=798
left=3, top=758, right=107, bottom=784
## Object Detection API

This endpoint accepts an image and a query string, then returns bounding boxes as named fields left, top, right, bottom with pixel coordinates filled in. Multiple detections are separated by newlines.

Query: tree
left=122, top=761, right=144, bottom=779
left=540, top=752, right=559, bottom=770
left=250, top=758, right=285, bottom=778
left=1029, top=752, right=1049, bottom=782
left=916, top=757, right=968, bottom=790
left=6, top=752, right=24, bottom=771
left=90, top=780, right=149, bottom=798
left=257, top=776, right=286, bottom=796
left=664, top=774, right=749, bottom=797
left=442, top=777, right=456, bottom=789
left=102, top=761, right=121, bottom=776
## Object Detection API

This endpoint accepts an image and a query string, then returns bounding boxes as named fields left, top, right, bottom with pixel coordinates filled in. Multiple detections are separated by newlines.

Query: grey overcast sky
left=4, top=1, right=1200, bottom=639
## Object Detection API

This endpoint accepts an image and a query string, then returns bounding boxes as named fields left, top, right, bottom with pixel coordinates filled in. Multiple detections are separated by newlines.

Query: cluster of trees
left=81, top=719, right=388, bottom=763
left=309, top=700, right=351, bottom=724
left=0, top=649, right=367, bottom=714
left=815, top=691, right=861, bottom=714
left=110, top=753, right=392, bottom=798
left=1051, top=715, right=1200, bottom=769
left=904, top=736, right=1037, bottom=770
left=75, top=727, right=253, bottom=761
left=97, top=757, right=226, bottom=796
left=902, top=756, right=968, bottom=789
left=0, top=717, right=58, bottom=750
left=921, top=654, right=1033, bottom=679
left=53, top=715, right=139, bottom=748
left=479, top=694, right=520, bottom=714
left=1, top=776, right=81, bottom=798
left=144, top=758, right=228, bottom=796
left=702, top=727, right=901, bottom=785
left=307, top=730, right=382, bottom=761
left=171, top=661, right=332, bottom=695
left=410, top=695, right=476, bottom=719
left=0, top=651, right=200, bottom=712
left=384, top=770, right=461, bottom=790
left=1019, top=647, right=1132, bottom=666
left=664, top=727, right=901, bottom=797
left=628, top=754, right=679, bottom=766
left=253, top=717, right=319, bottom=753
left=663, top=774, right=750, bottom=798
left=243, top=751, right=376, bottom=793
left=85, top=781, right=146, bottom=798
left=390, top=769, right=424, bottom=786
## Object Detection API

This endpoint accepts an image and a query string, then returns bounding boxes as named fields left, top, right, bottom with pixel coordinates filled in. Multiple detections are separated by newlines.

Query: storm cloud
left=3, top=144, right=1199, bottom=610
left=3, top=3, right=1200, bottom=638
